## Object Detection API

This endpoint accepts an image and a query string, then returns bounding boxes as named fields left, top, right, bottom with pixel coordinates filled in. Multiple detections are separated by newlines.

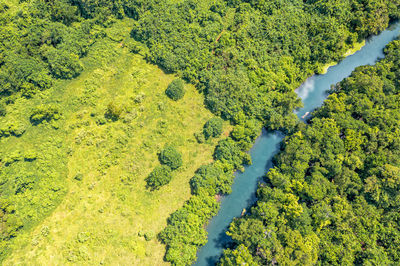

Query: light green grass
left=3, top=18, right=228, bottom=265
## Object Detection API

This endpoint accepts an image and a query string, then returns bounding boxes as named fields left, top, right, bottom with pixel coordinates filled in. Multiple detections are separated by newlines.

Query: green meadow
left=2, top=19, right=228, bottom=265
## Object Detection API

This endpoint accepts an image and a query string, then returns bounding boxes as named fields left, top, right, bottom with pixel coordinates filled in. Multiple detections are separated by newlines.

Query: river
left=194, top=22, right=400, bottom=266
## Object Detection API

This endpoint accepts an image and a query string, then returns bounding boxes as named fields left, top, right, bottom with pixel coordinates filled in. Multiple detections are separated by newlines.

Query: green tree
left=145, top=165, right=173, bottom=190
left=165, top=79, right=185, bottom=101
left=159, top=146, right=183, bottom=170
left=220, top=245, right=259, bottom=266
left=105, top=101, right=123, bottom=121
left=203, top=118, right=223, bottom=139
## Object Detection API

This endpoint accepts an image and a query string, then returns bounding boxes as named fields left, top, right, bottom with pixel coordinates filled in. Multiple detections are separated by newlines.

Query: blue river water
left=194, top=22, right=400, bottom=266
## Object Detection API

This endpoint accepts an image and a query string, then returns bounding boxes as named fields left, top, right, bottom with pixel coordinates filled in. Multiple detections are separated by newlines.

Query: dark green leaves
left=145, top=165, right=173, bottom=191
left=165, top=79, right=185, bottom=101
left=159, top=146, right=183, bottom=170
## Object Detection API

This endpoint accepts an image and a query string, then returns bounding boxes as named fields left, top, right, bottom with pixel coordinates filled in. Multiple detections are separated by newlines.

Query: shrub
left=105, top=101, right=123, bottom=120
left=0, top=122, right=26, bottom=138
left=144, top=231, right=155, bottom=241
left=194, top=132, right=205, bottom=143
left=74, top=173, right=83, bottom=181
left=30, top=105, right=61, bottom=124
left=159, top=146, right=182, bottom=170
left=165, top=79, right=185, bottom=101
left=203, top=118, right=223, bottom=139
left=146, top=165, right=173, bottom=190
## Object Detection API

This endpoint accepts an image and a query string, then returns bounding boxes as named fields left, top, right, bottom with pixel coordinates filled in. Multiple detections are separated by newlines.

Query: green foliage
left=1, top=0, right=399, bottom=264
left=144, top=231, right=155, bottom=241
left=0, top=122, right=26, bottom=138
left=0, top=199, right=23, bottom=240
left=145, top=165, right=173, bottom=191
left=160, top=132, right=257, bottom=264
left=105, top=101, right=123, bottom=120
left=190, top=164, right=233, bottom=196
left=159, top=195, right=218, bottom=265
left=219, top=245, right=259, bottom=266
left=131, top=0, right=399, bottom=129
left=0, top=0, right=100, bottom=98
left=220, top=40, right=400, bottom=265
left=43, top=47, right=83, bottom=79
left=214, top=138, right=251, bottom=169
left=203, top=118, right=223, bottom=139
left=30, top=105, right=61, bottom=125
left=0, top=104, right=6, bottom=117
left=165, top=79, right=185, bottom=101
left=159, top=146, right=182, bottom=170
left=231, top=119, right=262, bottom=150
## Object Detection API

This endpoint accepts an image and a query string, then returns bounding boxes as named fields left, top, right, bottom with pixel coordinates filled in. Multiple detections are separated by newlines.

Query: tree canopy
left=165, top=79, right=185, bottom=101
left=220, top=40, right=400, bottom=265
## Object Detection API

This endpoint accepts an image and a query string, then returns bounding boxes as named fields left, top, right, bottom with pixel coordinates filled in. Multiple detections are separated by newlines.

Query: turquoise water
left=194, top=23, right=400, bottom=266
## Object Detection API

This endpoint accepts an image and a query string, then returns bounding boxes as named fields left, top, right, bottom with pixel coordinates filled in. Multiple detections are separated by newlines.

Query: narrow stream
left=194, top=22, right=400, bottom=266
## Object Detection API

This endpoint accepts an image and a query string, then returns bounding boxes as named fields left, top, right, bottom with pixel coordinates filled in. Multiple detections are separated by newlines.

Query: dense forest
left=1, top=0, right=400, bottom=264
left=131, top=0, right=400, bottom=130
left=220, top=40, right=400, bottom=265
left=131, top=1, right=400, bottom=265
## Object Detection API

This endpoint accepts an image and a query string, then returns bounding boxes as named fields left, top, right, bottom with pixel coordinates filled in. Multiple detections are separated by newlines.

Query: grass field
left=3, top=19, right=228, bottom=265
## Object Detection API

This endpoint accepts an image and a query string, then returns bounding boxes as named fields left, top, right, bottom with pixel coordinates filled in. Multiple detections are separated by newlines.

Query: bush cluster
left=146, top=146, right=183, bottom=190
left=145, top=165, right=173, bottom=191
left=159, top=146, right=183, bottom=170
left=30, top=105, right=61, bottom=125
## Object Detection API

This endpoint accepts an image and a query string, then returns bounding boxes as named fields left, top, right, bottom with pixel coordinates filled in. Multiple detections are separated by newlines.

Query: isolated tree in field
left=165, top=79, right=185, bottom=101
left=159, top=146, right=182, bottom=170
left=105, top=101, right=123, bottom=120
left=203, top=118, right=223, bottom=139
left=146, top=165, right=173, bottom=190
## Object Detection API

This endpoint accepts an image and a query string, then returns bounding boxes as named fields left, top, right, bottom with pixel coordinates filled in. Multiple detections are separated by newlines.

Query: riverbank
left=219, top=37, right=400, bottom=266
left=319, top=40, right=366, bottom=74
left=197, top=21, right=400, bottom=265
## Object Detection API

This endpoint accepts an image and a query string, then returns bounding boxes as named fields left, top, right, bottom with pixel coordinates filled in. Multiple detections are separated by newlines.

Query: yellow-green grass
left=318, top=40, right=366, bottom=74
left=4, top=19, right=228, bottom=265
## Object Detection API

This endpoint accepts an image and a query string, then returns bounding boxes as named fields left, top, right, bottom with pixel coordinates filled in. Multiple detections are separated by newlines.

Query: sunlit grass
left=4, top=18, right=229, bottom=265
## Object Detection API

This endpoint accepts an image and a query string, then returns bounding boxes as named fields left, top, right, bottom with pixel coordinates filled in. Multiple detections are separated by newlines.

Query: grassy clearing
left=3, top=19, right=228, bottom=265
